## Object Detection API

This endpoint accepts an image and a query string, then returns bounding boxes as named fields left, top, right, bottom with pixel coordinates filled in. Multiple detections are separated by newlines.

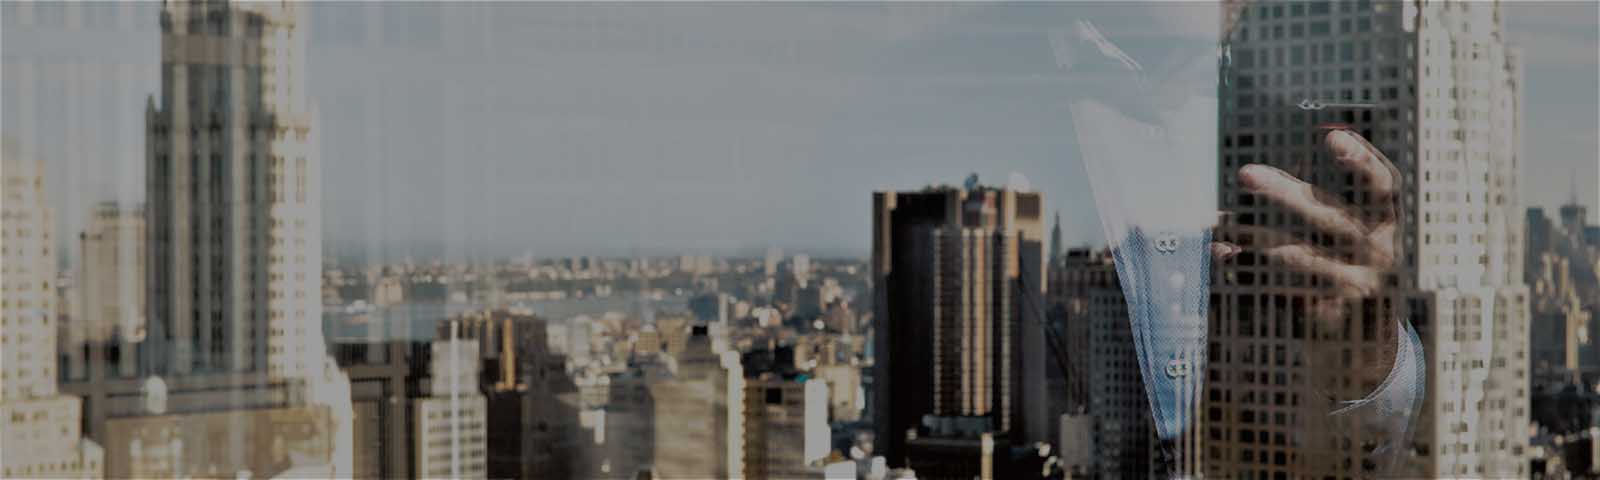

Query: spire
left=1570, top=170, right=1581, bottom=206
left=1050, top=211, right=1064, bottom=264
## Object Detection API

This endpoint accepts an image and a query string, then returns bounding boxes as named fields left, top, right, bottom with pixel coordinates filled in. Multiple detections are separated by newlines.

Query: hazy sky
left=4, top=2, right=1596, bottom=262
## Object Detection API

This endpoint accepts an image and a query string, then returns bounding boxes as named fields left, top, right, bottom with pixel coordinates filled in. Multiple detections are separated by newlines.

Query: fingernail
left=1329, top=130, right=1361, bottom=150
left=1239, top=164, right=1267, bottom=190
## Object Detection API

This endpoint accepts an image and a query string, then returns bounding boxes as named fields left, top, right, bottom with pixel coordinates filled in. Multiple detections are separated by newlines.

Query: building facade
left=414, top=327, right=488, bottom=479
left=332, top=340, right=424, bottom=480
left=1048, top=248, right=1153, bottom=478
left=742, top=376, right=831, bottom=479
left=1, top=145, right=105, bottom=478
left=144, top=0, right=323, bottom=379
left=871, top=181, right=1048, bottom=467
left=444, top=309, right=582, bottom=479
left=65, top=202, right=147, bottom=381
left=69, top=3, right=362, bottom=476
left=1213, top=1, right=1528, bottom=477
left=596, top=327, right=745, bottom=479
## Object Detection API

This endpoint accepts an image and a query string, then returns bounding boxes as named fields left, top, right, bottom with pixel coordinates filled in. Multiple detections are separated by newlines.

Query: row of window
left=1242, top=1, right=1373, bottom=22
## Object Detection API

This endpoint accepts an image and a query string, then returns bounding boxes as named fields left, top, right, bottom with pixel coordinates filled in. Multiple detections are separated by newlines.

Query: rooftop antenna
left=1570, top=170, right=1580, bottom=206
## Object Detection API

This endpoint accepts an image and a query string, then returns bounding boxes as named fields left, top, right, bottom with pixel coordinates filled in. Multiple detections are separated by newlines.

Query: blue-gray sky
left=4, top=2, right=1595, bottom=262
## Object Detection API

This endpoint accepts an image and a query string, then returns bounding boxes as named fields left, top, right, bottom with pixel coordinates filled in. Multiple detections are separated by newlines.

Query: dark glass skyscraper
left=871, top=180, right=1047, bottom=469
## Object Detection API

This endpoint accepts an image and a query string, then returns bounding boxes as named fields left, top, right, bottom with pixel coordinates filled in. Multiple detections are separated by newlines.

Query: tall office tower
left=871, top=179, right=1048, bottom=467
left=415, top=323, right=489, bottom=479
left=1528, top=207, right=1553, bottom=279
left=122, top=2, right=354, bottom=476
left=1, top=148, right=105, bottom=478
left=145, top=0, right=322, bottom=378
left=1215, top=1, right=1527, bottom=477
left=65, top=202, right=147, bottom=380
left=1047, top=248, right=1153, bottom=478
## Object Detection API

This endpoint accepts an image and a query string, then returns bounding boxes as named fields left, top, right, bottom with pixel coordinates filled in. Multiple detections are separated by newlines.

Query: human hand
left=1215, top=128, right=1403, bottom=323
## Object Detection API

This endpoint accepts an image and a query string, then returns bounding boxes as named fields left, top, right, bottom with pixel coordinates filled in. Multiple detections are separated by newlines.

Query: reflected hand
left=1216, top=129, right=1402, bottom=321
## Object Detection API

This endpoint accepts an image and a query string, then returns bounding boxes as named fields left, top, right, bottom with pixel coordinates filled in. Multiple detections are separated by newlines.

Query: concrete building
left=414, top=325, right=487, bottom=479
left=651, top=327, right=745, bottom=478
left=871, top=180, right=1049, bottom=467
left=102, top=402, right=333, bottom=478
left=743, top=375, right=832, bottom=479
left=1526, top=202, right=1600, bottom=388
left=65, top=3, right=362, bottom=477
left=901, top=417, right=1002, bottom=480
left=1, top=146, right=104, bottom=478
left=815, top=363, right=865, bottom=423
left=144, top=0, right=324, bottom=380
left=597, top=326, right=745, bottom=479
left=1214, top=1, right=1528, bottom=476
left=64, top=202, right=146, bottom=380
left=93, top=2, right=360, bottom=476
left=332, top=341, right=424, bottom=480
left=1047, top=248, right=1153, bottom=478
left=442, top=309, right=582, bottom=479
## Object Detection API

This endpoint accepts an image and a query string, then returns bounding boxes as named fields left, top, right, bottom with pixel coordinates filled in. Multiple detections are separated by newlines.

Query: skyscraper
left=871, top=179, right=1047, bottom=468
left=1048, top=248, right=1152, bottom=478
left=145, top=0, right=322, bottom=378
left=1213, top=1, right=1527, bottom=477
left=65, top=202, right=147, bottom=380
left=1, top=144, right=105, bottom=479
left=70, top=2, right=356, bottom=477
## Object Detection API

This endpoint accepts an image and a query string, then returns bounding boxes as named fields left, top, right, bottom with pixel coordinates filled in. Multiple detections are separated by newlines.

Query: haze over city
left=4, top=2, right=1595, bottom=261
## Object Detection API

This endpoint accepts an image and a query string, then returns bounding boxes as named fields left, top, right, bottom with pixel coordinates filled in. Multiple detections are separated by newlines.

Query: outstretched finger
left=1211, top=241, right=1242, bottom=263
left=1239, top=164, right=1368, bottom=241
left=1262, top=244, right=1382, bottom=299
left=1325, top=129, right=1398, bottom=200
left=1325, top=129, right=1404, bottom=264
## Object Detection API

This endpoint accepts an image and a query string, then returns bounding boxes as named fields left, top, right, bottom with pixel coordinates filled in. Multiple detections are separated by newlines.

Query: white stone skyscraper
left=2, top=143, right=105, bottom=478
left=145, top=0, right=323, bottom=379
left=130, top=1, right=353, bottom=476
left=1213, top=1, right=1527, bottom=478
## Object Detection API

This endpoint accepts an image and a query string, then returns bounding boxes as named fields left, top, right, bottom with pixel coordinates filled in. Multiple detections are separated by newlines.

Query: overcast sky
left=4, top=2, right=1596, bottom=262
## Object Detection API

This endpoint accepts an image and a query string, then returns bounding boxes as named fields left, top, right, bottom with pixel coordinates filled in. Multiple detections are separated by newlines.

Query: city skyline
left=4, top=2, right=1599, bottom=478
left=3, top=2, right=1595, bottom=262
